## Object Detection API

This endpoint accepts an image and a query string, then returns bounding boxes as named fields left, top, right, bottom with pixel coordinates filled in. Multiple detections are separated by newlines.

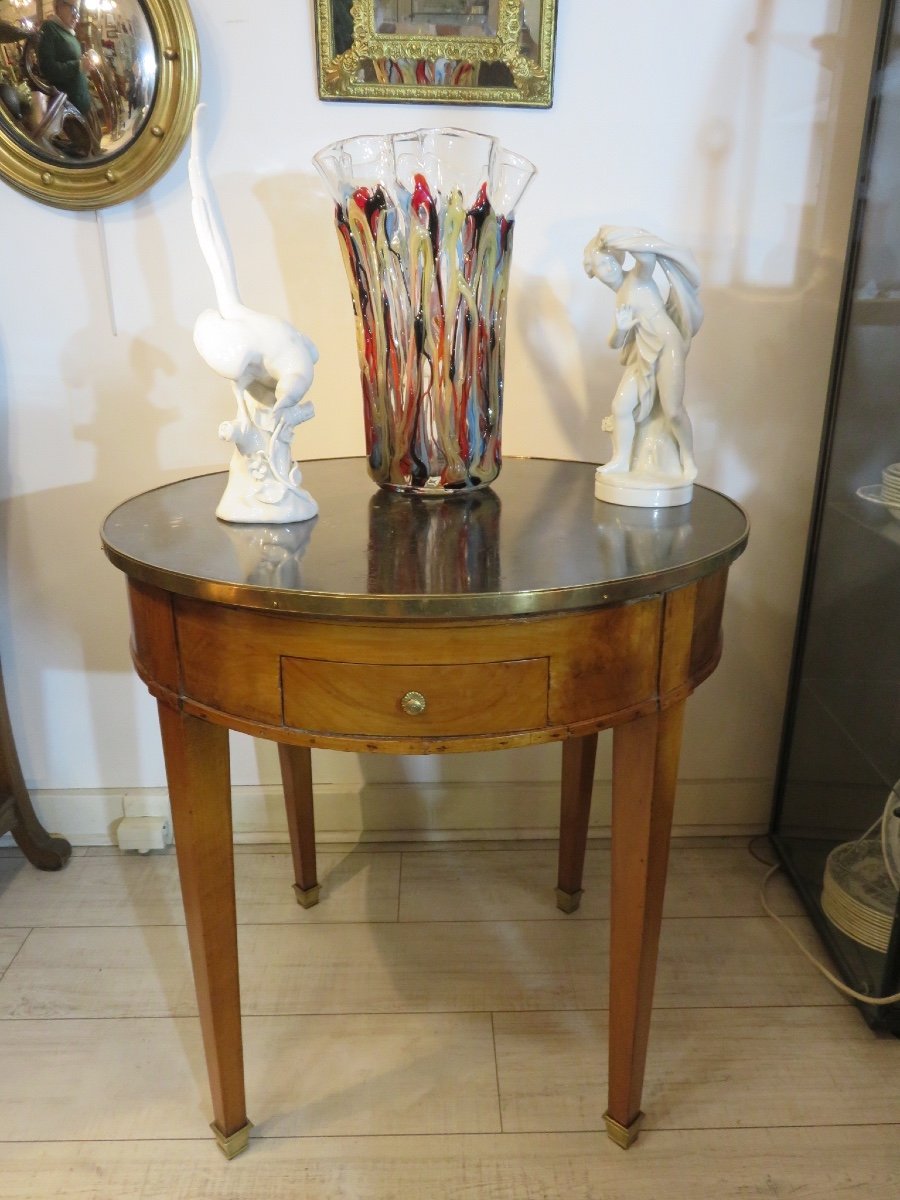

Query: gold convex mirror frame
left=0, top=0, right=198, bottom=210
left=316, top=0, right=558, bottom=108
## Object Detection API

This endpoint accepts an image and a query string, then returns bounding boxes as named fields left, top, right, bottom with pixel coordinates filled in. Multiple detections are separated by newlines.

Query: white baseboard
left=0, top=779, right=772, bottom=847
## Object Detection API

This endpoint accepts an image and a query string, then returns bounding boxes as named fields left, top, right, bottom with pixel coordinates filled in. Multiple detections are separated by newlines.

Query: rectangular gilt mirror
left=315, top=1, right=558, bottom=107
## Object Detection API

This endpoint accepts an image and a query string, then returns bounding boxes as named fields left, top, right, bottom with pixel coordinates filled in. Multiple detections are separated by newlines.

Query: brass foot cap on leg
left=603, top=1110, right=644, bottom=1149
left=293, top=883, right=321, bottom=908
left=555, top=886, right=583, bottom=914
left=210, top=1120, right=253, bottom=1160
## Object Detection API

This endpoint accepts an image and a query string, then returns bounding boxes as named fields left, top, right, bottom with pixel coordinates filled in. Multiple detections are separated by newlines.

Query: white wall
left=0, top=0, right=883, bottom=837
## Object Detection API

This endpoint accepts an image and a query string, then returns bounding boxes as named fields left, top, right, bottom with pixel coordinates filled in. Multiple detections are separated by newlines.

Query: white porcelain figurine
left=584, top=225, right=703, bottom=507
left=189, top=105, right=319, bottom=523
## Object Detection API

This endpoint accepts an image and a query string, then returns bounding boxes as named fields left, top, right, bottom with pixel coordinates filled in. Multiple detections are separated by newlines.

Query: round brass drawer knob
left=400, top=690, right=427, bottom=716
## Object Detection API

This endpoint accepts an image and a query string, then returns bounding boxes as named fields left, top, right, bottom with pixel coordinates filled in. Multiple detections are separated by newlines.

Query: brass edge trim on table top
left=101, top=460, right=749, bottom=621
left=104, top=543, right=746, bottom=620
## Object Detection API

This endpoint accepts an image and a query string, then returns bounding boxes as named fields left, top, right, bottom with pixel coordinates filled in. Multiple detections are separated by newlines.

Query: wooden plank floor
left=0, top=837, right=897, bottom=1198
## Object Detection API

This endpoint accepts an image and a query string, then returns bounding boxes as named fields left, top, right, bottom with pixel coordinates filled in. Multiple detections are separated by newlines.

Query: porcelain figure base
left=216, top=482, right=318, bottom=525
left=595, top=468, right=693, bottom=509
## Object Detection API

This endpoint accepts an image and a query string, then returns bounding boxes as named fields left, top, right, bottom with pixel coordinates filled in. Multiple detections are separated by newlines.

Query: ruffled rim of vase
left=313, top=126, right=536, bottom=218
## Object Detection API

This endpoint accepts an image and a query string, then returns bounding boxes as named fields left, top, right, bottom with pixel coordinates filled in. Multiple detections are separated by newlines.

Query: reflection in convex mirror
left=0, top=0, right=155, bottom=164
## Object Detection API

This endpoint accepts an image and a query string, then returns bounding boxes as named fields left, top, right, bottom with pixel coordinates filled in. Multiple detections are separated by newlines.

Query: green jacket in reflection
left=332, top=0, right=353, bottom=55
left=38, top=19, right=91, bottom=117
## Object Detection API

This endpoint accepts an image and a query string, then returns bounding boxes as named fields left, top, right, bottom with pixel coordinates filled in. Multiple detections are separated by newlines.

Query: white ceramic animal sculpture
left=189, top=104, right=319, bottom=523
left=584, top=225, right=703, bottom=508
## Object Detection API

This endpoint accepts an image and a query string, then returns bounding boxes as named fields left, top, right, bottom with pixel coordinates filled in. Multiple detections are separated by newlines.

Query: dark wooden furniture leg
left=556, top=732, right=598, bottom=912
left=158, top=702, right=251, bottom=1159
left=0, top=660, right=71, bottom=869
left=278, top=743, right=319, bottom=907
left=605, top=701, right=685, bottom=1149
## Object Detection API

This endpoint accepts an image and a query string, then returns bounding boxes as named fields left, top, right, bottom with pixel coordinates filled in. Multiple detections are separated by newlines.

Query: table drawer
left=282, top=656, right=549, bottom=737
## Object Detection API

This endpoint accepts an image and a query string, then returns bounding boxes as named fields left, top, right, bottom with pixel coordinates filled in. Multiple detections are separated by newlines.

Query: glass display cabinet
left=770, top=0, right=900, bottom=1033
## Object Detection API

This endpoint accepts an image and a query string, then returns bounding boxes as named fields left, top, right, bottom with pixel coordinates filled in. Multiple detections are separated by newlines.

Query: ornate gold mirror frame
left=316, top=1, right=557, bottom=107
left=0, top=0, right=198, bottom=210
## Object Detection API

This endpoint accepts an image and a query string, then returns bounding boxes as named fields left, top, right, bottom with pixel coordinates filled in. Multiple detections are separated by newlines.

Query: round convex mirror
left=0, top=0, right=198, bottom=209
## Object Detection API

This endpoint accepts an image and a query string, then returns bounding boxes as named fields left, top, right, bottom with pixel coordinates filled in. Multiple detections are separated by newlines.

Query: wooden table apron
left=101, top=459, right=748, bottom=1158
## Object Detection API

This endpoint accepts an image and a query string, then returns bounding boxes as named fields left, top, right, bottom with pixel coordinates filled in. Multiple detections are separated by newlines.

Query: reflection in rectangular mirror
left=316, top=0, right=557, bottom=107
left=375, top=1, right=498, bottom=40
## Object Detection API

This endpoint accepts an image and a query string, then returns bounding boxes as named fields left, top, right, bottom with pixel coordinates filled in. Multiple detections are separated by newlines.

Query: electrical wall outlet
left=116, top=816, right=171, bottom=854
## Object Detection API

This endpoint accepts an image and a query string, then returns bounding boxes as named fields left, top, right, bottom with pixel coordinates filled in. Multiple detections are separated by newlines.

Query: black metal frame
left=769, top=0, right=900, bottom=1032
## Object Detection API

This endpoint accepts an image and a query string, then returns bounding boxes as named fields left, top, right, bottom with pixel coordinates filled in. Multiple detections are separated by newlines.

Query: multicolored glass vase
left=314, top=128, right=536, bottom=493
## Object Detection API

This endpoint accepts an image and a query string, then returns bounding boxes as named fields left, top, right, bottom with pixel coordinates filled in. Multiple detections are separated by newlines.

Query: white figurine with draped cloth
left=584, top=226, right=703, bottom=507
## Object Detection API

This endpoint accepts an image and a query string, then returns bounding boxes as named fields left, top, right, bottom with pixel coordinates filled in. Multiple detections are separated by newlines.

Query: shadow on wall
left=0, top=196, right=218, bottom=787
left=514, top=0, right=877, bottom=783
left=252, top=170, right=367, bottom=461
left=522, top=1, right=869, bottom=490
left=253, top=173, right=345, bottom=349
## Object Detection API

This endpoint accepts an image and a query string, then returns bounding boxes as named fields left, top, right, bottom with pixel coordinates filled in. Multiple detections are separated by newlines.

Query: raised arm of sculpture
left=584, top=225, right=703, bottom=508
left=189, top=104, right=319, bottom=523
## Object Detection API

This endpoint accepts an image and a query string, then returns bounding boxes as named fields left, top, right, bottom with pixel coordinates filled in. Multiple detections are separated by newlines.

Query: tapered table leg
left=556, top=733, right=598, bottom=912
left=604, top=701, right=685, bottom=1149
left=278, top=743, right=319, bottom=907
left=158, top=703, right=251, bottom=1159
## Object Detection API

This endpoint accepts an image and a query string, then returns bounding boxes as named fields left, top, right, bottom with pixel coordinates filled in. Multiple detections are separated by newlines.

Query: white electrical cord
left=760, top=862, right=900, bottom=1006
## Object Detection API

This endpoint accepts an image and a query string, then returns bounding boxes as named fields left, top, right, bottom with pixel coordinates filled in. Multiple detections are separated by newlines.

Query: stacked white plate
left=857, top=461, right=900, bottom=520
left=882, top=461, right=900, bottom=503
left=821, top=782, right=900, bottom=953
left=822, top=839, right=895, bottom=952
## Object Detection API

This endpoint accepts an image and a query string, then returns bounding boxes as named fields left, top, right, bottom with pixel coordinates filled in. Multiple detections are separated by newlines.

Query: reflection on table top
left=101, top=458, right=749, bottom=620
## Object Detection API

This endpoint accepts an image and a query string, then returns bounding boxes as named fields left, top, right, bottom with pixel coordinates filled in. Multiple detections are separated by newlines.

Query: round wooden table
left=102, top=457, right=748, bottom=1159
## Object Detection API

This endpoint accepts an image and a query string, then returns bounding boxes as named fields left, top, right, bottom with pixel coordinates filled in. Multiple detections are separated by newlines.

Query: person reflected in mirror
left=332, top=0, right=354, bottom=54
left=38, top=0, right=92, bottom=118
